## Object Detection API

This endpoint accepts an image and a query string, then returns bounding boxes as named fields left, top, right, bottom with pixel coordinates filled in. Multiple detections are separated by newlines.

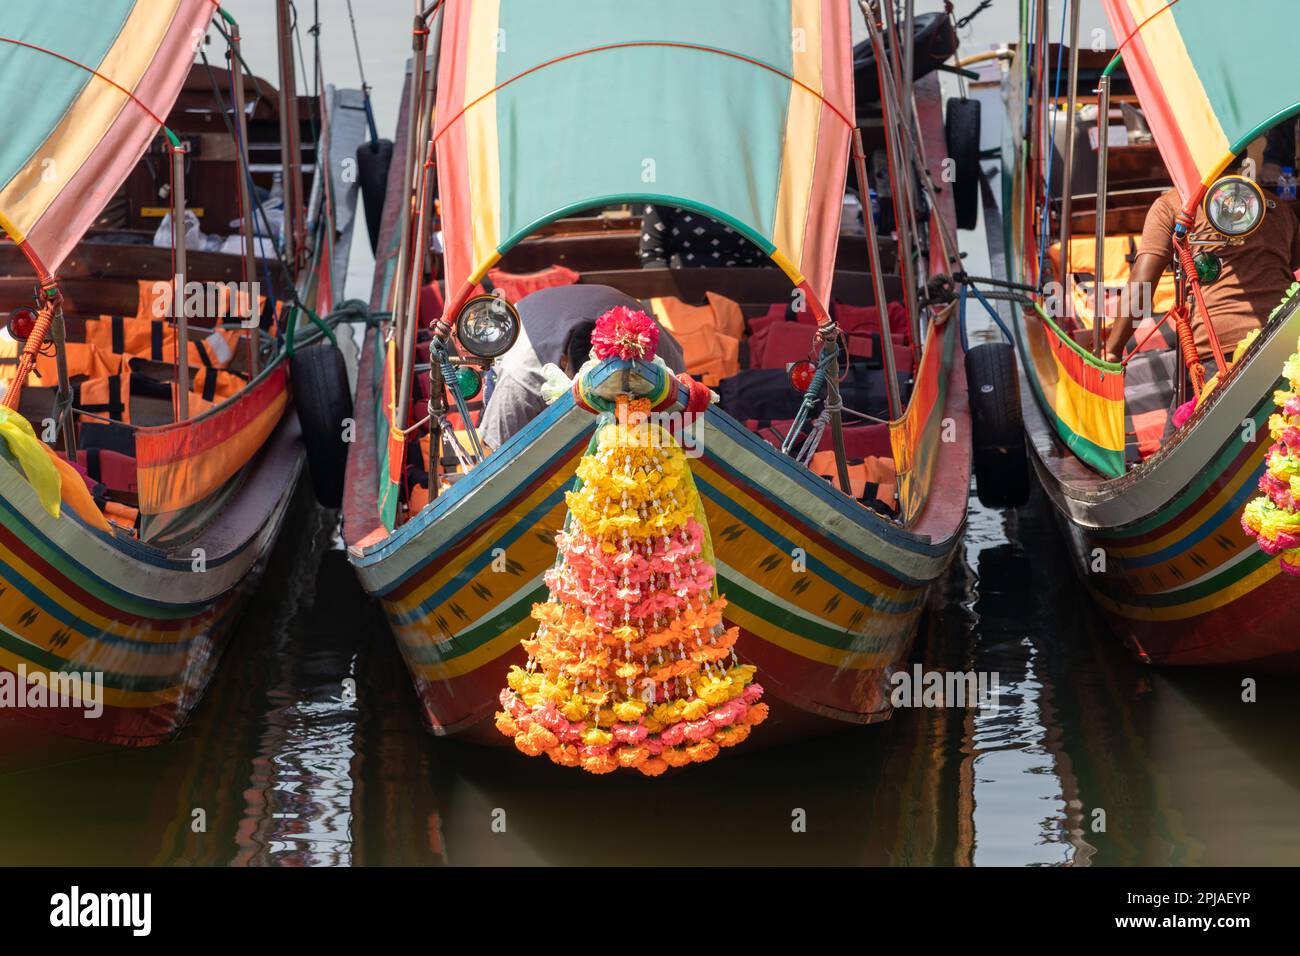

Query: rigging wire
left=345, top=0, right=381, bottom=145
left=1037, top=0, right=1070, bottom=286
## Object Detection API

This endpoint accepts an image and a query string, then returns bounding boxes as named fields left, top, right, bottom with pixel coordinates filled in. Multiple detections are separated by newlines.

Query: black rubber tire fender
left=291, top=344, right=354, bottom=509
left=356, top=139, right=395, bottom=256
left=945, top=97, right=982, bottom=231
left=965, top=341, right=1029, bottom=509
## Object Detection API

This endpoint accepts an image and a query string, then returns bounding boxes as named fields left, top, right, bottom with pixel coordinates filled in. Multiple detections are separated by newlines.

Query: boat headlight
left=1203, top=175, right=1265, bottom=239
left=455, top=294, right=520, bottom=359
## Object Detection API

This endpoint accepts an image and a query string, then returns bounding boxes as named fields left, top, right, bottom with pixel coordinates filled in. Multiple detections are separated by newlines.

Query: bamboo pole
left=50, top=299, right=75, bottom=456
left=388, top=4, right=429, bottom=409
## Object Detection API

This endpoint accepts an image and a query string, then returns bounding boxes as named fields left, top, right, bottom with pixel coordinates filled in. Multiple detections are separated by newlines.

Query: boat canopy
left=0, top=0, right=217, bottom=278
left=434, top=0, right=854, bottom=312
left=1102, top=0, right=1300, bottom=204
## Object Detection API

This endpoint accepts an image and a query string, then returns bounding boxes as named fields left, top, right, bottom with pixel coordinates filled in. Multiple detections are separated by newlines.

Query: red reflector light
left=788, top=360, right=816, bottom=393
left=7, top=308, right=37, bottom=341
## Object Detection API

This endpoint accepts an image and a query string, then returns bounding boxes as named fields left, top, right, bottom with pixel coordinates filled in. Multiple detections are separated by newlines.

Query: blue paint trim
left=694, top=478, right=922, bottom=611
left=703, top=406, right=947, bottom=557
left=0, top=476, right=219, bottom=615
left=0, top=550, right=197, bottom=652
left=355, top=394, right=591, bottom=568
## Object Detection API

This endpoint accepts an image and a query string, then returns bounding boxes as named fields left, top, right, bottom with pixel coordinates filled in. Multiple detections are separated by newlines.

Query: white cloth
left=479, top=285, right=685, bottom=450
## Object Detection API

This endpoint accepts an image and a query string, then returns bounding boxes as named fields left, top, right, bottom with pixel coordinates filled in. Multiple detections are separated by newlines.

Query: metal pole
left=172, top=143, right=191, bottom=421
left=228, top=26, right=260, bottom=378
left=902, top=0, right=915, bottom=121
left=824, top=342, right=854, bottom=496
left=1057, top=0, right=1082, bottom=324
left=854, top=129, right=903, bottom=420
left=396, top=139, right=435, bottom=435
left=860, top=3, right=920, bottom=351
left=275, top=0, right=305, bottom=272
left=388, top=9, right=429, bottom=366
left=50, top=300, right=75, bottom=456
left=1093, top=74, right=1111, bottom=355
left=881, top=1, right=907, bottom=105
left=1036, top=0, right=1049, bottom=237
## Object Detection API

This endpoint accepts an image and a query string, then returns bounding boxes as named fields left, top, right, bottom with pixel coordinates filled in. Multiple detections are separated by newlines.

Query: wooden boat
left=343, top=1, right=974, bottom=742
left=1001, top=0, right=1300, bottom=670
left=0, top=0, right=361, bottom=752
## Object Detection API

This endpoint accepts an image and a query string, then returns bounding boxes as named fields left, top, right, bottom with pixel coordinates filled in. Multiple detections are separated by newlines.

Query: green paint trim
left=396, top=562, right=923, bottom=667
left=401, top=584, right=547, bottom=665
left=1030, top=301, right=1124, bottom=374
left=1228, top=102, right=1300, bottom=162
left=1111, top=546, right=1274, bottom=609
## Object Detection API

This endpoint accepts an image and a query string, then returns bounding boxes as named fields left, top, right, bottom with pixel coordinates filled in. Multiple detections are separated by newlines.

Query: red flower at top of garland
left=591, top=306, right=660, bottom=361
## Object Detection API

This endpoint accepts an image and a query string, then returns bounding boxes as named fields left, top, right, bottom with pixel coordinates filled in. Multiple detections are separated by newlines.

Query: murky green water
left=2, top=481, right=1297, bottom=866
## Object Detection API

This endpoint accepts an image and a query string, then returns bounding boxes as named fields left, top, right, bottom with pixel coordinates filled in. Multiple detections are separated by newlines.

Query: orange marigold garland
left=494, top=307, right=766, bottom=774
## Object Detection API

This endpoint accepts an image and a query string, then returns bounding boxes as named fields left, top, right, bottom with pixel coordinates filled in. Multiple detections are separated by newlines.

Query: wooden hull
left=1045, top=382, right=1300, bottom=672
left=1000, top=56, right=1300, bottom=672
left=0, top=416, right=302, bottom=752
left=344, top=324, right=971, bottom=737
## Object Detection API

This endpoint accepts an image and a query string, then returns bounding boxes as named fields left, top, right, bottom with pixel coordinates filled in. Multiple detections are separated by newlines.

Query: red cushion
left=72, top=448, right=137, bottom=494
left=418, top=282, right=445, bottom=325
left=832, top=301, right=910, bottom=342
left=750, top=323, right=818, bottom=368
left=745, top=420, right=893, bottom=457
left=749, top=303, right=818, bottom=335
left=488, top=265, right=580, bottom=302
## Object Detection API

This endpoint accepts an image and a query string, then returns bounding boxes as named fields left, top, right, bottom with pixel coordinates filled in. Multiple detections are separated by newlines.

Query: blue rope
left=780, top=339, right=840, bottom=456
left=961, top=283, right=1015, bottom=349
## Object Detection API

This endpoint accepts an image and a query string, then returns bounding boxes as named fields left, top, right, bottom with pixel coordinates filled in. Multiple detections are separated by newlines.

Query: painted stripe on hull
left=366, top=435, right=939, bottom=729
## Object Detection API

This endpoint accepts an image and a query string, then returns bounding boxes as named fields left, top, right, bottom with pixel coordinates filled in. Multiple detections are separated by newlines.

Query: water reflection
left=1, top=482, right=1297, bottom=866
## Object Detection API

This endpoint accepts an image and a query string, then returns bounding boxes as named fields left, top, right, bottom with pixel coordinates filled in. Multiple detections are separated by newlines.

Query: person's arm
left=1104, top=192, right=1177, bottom=362
left=1103, top=251, right=1169, bottom=362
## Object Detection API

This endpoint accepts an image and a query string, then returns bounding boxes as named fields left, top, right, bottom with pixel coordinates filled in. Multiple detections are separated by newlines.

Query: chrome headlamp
left=455, top=294, right=520, bottom=359
left=1202, top=174, right=1265, bottom=239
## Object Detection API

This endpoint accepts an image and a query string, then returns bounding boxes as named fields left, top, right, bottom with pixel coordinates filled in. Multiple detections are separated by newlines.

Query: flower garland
left=1242, top=335, right=1300, bottom=574
left=494, top=307, right=766, bottom=774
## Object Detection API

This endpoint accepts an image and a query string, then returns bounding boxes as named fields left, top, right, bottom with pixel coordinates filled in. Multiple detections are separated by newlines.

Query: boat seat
left=1123, top=347, right=1178, bottom=463
left=808, top=450, right=897, bottom=512
left=80, top=420, right=136, bottom=457
left=70, top=447, right=138, bottom=497
left=746, top=419, right=893, bottom=458
left=747, top=321, right=913, bottom=376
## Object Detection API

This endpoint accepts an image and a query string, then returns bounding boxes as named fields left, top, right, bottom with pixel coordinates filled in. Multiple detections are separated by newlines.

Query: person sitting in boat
left=1103, top=170, right=1300, bottom=376
left=639, top=204, right=767, bottom=269
left=479, top=284, right=685, bottom=450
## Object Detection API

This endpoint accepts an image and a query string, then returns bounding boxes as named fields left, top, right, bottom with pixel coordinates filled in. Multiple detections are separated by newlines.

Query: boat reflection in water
left=0, top=486, right=1296, bottom=866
